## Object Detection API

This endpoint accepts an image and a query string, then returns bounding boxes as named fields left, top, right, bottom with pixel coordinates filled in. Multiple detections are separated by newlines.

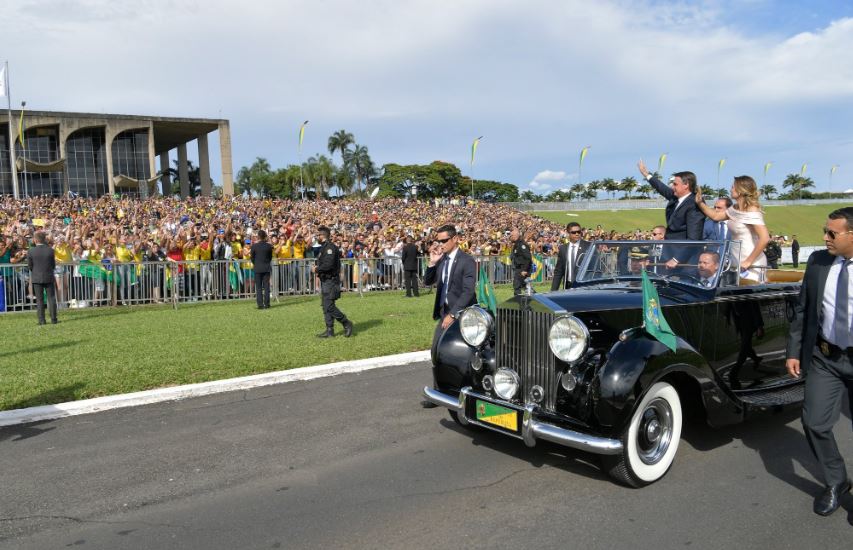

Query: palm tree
left=601, top=178, right=619, bottom=199
left=343, top=144, right=374, bottom=195
left=621, top=176, right=638, bottom=199
left=636, top=183, right=652, bottom=198
left=328, top=130, right=354, bottom=165
left=305, top=155, right=336, bottom=198
left=715, top=187, right=728, bottom=198
left=570, top=183, right=585, bottom=198
left=700, top=185, right=714, bottom=198
left=782, top=174, right=814, bottom=199
left=759, top=184, right=777, bottom=200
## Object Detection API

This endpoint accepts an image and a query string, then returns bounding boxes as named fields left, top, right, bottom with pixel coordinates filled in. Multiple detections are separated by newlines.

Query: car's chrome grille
left=496, top=307, right=557, bottom=410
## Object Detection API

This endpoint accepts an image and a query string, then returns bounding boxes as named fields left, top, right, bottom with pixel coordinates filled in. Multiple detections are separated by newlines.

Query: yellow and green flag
left=298, top=120, right=309, bottom=152
left=800, top=163, right=807, bottom=176
left=17, top=106, right=25, bottom=150
left=531, top=254, right=544, bottom=283
left=641, top=269, right=676, bottom=352
left=476, top=265, right=497, bottom=316
left=471, top=136, right=483, bottom=167
left=763, top=162, right=772, bottom=177
left=580, top=146, right=590, bottom=166
left=658, top=153, right=667, bottom=174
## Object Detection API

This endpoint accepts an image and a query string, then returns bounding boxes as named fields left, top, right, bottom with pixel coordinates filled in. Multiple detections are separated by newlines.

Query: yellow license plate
left=475, top=400, right=518, bottom=431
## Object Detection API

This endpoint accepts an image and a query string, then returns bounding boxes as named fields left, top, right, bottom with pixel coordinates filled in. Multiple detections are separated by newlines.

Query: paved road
left=1, top=362, right=852, bottom=549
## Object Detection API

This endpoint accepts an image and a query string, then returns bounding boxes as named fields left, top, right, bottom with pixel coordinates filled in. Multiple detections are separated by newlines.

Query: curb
left=0, top=350, right=431, bottom=428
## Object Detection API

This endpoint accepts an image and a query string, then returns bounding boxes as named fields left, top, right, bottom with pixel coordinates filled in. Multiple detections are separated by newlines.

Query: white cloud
left=532, top=170, right=568, bottom=182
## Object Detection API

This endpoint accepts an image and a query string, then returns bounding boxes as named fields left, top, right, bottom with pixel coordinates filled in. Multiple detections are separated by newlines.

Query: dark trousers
left=404, top=269, right=419, bottom=296
left=793, top=252, right=799, bottom=268
left=33, top=282, right=57, bottom=324
left=513, top=268, right=526, bottom=294
left=321, top=279, right=347, bottom=329
left=255, top=271, right=270, bottom=308
left=802, top=346, right=853, bottom=486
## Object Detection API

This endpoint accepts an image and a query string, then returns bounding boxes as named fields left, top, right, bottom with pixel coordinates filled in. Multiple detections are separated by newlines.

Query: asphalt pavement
left=1, top=361, right=852, bottom=550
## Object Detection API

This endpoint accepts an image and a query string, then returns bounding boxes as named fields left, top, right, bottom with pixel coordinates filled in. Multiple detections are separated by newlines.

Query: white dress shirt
left=442, top=247, right=459, bottom=303
left=821, top=255, right=853, bottom=347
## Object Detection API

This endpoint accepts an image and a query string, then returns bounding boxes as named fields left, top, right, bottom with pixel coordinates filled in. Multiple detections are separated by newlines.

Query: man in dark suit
left=27, top=230, right=58, bottom=325
left=638, top=159, right=706, bottom=268
left=791, top=235, right=801, bottom=267
left=250, top=229, right=273, bottom=309
left=400, top=236, right=420, bottom=297
left=551, top=222, right=590, bottom=291
left=509, top=228, right=532, bottom=294
left=424, top=224, right=476, bottom=329
left=786, top=207, right=853, bottom=518
left=702, top=197, right=733, bottom=240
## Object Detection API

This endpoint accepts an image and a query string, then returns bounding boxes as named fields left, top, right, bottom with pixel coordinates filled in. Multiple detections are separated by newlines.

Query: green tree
left=781, top=174, right=815, bottom=199
left=327, top=130, right=354, bottom=165
left=519, top=190, right=541, bottom=202
left=636, top=183, right=652, bottom=198
left=235, top=157, right=273, bottom=197
left=343, top=144, right=375, bottom=195
left=168, top=159, right=203, bottom=197
left=620, top=176, right=638, bottom=199
left=601, top=178, right=620, bottom=199
left=760, top=184, right=777, bottom=200
left=305, top=154, right=336, bottom=198
left=715, top=187, right=728, bottom=198
left=700, top=185, right=714, bottom=198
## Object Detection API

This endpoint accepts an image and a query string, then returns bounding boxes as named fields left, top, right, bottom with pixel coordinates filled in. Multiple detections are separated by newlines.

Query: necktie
left=441, top=258, right=451, bottom=305
left=719, top=222, right=726, bottom=240
left=567, top=244, right=576, bottom=286
left=835, top=259, right=850, bottom=348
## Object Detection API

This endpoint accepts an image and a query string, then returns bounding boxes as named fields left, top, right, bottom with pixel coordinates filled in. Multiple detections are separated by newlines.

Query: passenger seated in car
left=697, top=251, right=720, bottom=287
left=628, top=246, right=651, bottom=274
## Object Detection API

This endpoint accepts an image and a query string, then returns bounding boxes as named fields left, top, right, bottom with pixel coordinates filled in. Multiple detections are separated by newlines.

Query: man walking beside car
left=401, top=235, right=420, bottom=297
left=551, top=222, right=589, bottom=291
left=786, top=207, right=853, bottom=519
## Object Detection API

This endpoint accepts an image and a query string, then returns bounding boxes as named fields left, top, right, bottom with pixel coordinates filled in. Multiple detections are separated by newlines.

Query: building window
left=16, top=126, right=63, bottom=197
left=111, top=129, right=150, bottom=196
left=67, top=128, right=108, bottom=197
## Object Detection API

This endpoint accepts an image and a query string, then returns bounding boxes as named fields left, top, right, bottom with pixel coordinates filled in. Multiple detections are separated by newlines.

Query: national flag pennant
left=476, top=264, right=497, bottom=316
left=641, top=269, right=677, bottom=352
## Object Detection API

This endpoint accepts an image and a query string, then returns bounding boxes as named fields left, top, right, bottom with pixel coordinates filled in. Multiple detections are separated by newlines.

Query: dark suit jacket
left=648, top=176, right=705, bottom=241
left=401, top=243, right=419, bottom=271
left=702, top=219, right=730, bottom=241
left=551, top=240, right=590, bottom=291
left=250, top=241, right=273, bottom=273
left=27, top=244, right=56, bottom=285
left=424, top=249, right=476, bottom=320
left=786, top=249, right=836, bottom=369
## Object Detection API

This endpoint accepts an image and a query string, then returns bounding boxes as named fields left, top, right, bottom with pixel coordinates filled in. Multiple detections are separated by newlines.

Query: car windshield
left=575, top=240, right=743, bottom=289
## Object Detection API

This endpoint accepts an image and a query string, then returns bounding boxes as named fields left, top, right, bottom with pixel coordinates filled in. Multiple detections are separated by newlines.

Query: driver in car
left=697, top=251, right=720, bottom=287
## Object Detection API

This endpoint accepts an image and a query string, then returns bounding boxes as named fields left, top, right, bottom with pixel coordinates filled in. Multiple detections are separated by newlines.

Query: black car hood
left=536, top=282, right=700, bottom=315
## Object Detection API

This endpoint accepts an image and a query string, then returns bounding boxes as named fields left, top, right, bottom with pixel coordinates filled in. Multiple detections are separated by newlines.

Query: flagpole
left=4, top=62, right=19, bottom=199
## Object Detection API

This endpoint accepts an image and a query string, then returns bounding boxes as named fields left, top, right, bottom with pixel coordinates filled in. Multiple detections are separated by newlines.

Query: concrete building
left=0, top=110, right=233, bottom=198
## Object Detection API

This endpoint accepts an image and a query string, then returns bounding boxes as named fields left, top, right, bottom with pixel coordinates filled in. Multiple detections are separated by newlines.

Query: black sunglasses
left=823, top=227, right=853, bottom=240
left=569, top=230, right=582, bottom=234
left=434, top=237, right=452, bottom=244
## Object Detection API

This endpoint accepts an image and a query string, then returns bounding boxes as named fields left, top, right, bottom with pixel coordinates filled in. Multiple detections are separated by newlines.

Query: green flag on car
left=476, top=265, right=497, bottom=316
left=641, top=269, right=677, bottom=352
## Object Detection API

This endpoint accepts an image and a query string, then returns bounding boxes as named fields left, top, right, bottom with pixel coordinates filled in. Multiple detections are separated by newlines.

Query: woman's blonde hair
left=733, top=175, right=761, bottom=210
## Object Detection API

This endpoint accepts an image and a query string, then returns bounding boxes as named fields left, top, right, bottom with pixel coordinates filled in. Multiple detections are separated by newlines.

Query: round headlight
left=548, top=315, right=589, bottom=363
left=494, top=368, right=520, bottom=400
left=459, top=306, right=493, bottom=347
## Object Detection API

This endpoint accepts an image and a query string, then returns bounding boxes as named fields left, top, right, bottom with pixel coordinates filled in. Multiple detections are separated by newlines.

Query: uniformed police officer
left=509, top=228, right=533, bottom=294
left=312, top=226, right=353, bottom=338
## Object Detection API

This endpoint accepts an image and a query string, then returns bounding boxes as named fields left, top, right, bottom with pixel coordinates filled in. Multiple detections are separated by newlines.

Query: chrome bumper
left=423, top=386, right=623, bottom=456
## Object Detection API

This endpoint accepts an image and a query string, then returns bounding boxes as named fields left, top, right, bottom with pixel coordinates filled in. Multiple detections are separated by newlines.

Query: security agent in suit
left=792, top=235, right=801, bottom=268
left=551, top=222, right=590, bottom=291
left=638, top=159, right=706, bottom=268
left=702, top=197, right=733, bottom=240
left=509, top=228, right=532, bottom=294
left=424, top=224, right=476, bottom=330
left=27, top=231, right=58, bottom=325
left=786, top=207, right=853, bottom=518
left=400, top=236, right=420, bottom=297
left=250, top=229, right=273, bottom=309
left=312, top=226, right=353, bottom=338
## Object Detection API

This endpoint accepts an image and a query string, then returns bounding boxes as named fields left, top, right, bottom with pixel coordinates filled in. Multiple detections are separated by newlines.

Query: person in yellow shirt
left=115, top=235, right=136, bottom=305
left=274, top=235, right=292, bottom=293
left=292, top=230, right=307, bottom=292
left=53, top=236, right=73, bottom=306
left=198, top=232, right=214, bottom=299
left=183, top=237, right=202, bottom=300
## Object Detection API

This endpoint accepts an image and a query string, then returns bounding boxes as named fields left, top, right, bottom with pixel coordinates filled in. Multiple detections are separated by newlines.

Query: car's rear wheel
left=603, top=381, right=682, bottom=487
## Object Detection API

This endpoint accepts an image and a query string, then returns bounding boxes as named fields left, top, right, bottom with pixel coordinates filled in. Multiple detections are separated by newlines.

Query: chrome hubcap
left=637, top=398, right=673, bottom=465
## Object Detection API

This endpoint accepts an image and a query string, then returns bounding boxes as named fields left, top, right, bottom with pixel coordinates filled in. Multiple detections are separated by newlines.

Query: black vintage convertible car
left=422, top=240, right=805, bottom=487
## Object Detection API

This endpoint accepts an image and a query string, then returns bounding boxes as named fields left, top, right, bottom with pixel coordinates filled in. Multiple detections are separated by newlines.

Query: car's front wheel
left=603, top=381, right=683, bottom=487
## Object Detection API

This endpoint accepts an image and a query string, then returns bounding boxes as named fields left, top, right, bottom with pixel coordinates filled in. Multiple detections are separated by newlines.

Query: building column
left=198, top=133, right=212, bottom=197
left=177, top=143, right=190, bottom=199
left=218, top=121, right=233, bottom=196
left=105, top=123, right=115, bottom=195
left=147, top=121, right=157, bottom=197
left=160, top=152, right=171, bottom=195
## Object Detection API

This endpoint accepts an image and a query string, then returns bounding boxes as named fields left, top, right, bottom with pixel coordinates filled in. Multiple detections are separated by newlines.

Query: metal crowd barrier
left=0, top=255, right=555, bottom=313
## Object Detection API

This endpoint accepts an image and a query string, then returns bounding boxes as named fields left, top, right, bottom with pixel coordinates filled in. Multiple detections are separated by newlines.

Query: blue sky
left=4, top=0, right=853, bottom=194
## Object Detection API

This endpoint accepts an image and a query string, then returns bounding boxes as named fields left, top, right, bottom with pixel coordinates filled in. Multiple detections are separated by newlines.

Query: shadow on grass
left=0, top=339, right=85, bottom=359
left=351, top=319, right=383, bottom=333
left=0, top=419, right=57, bottom=442
left=3, top=382, right=87, bottom=412
left=58, top=307, right=135, bottom=323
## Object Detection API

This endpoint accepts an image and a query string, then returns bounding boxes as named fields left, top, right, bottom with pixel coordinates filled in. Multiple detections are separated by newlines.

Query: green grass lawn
left=534, top=203, right=852, bottom=245
left=0, top=284, right=545, bottom=411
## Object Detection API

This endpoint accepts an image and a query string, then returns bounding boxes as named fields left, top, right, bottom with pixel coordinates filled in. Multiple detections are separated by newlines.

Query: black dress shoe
left=316, top=329, right=334, bottom=338
left=343, top=320, right=354, bottom=338
left=814, top=480, right=851, bottom=516
left=51, top=320, right=59, bottom=324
